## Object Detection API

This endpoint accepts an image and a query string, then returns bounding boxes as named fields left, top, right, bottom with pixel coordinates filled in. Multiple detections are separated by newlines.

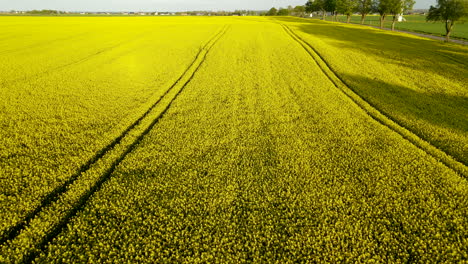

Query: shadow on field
left=339, top=72, right=468, bottom=164
left=271, top=17, right=468, bottom=72
left=270, top=17, right=468, bottom=165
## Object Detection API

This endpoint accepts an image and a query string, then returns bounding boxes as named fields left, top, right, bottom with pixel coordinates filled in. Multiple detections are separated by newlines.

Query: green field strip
left=281, top=24, right=468, bottom=178
left=0, top=26, right=229, bottom=263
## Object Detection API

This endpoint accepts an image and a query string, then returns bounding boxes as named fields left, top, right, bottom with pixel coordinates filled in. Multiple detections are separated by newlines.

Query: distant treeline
left=264, top=6, right=308, bottom=17
left=26, top=10, right=64, bottom=15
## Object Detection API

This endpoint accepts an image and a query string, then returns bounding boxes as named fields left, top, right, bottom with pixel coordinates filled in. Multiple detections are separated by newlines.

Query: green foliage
left=356, top=0, right=374, bottom=21
left=277, top=8, right=291, bottom=16
left=337, top=0, right=359, bottom=19
left=329, top=14, right=468, bottom=39
left=294, top=5, right=306, bottom=13
left=427, top=0, right=467, bottom=22
left=374, top=0, right=394, bottom=27
left=306, top=0, right=327, bottom=18
left=387, top=0, right=416, bottom=30
left=325, top=0, right=338, bottom=13
left=26, top=10, right=60, bottom=15
left=427, top=0, right=468, bottom=39
left=375, top=0, right=392, bottom=16
left=266, top=7, right=278, bottom=16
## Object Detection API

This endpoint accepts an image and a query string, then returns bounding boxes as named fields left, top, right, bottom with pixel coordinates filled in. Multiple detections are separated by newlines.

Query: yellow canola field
left=0, top=16, right=223, bottom=235
left=0, top=16, right=467, bottom=263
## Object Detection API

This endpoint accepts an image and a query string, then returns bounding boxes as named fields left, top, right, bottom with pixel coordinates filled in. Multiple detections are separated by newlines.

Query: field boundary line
left=281, top=24, right=467, bottom=178
left=0, top=25, right=228, bottom=248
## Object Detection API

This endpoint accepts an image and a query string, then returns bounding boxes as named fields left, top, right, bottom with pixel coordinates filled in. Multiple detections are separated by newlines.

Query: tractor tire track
left=21, top=26, right=228, bottom=264
left=281, top=24, right=467, bottom=178
left=0, top=25, right=228, bottom=258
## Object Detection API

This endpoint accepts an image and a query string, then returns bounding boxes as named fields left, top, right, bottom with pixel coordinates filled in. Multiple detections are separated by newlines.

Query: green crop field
left=324, top=14, right=468, bottom=39
left=0, top=16, right=467, bottom=263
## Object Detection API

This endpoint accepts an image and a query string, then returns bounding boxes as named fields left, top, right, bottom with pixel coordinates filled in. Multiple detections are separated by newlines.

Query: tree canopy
left=266, top=7, right=278, bottom=16
left=278, top=8, right=290, bottom=16
left=356, top=0, right=374, bottom=23
left=427, top=0, right=468, bottom=40
left=306, top=0, right=328, bottom=19
left=337, top=0, right=359, bottom=22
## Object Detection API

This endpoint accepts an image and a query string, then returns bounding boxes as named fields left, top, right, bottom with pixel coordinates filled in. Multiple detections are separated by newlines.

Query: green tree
left=356, top=0, right=374, bottom=23
left=389, top=0, right=415, bottom=30
left=326, top=0, right=339, bottom=21
left=375, top=0, right=392, bottom=28
left=427, top=0, right=468, bottom=41
left=293, top=5, right=306, bottom=16
left=306, top=0, right=327, bottom=19
left=266, top=7, right=278, bottom=16
left=337, top=0, right=358, bottom=22
left=278, top=7, right=291, bottom=15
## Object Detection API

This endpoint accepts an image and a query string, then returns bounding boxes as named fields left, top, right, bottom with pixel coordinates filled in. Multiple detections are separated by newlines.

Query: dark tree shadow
left=270, top=17, right=468, bottom=75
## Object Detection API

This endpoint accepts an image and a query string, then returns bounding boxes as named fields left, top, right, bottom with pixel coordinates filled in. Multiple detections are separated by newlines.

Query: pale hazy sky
left=0, top=0, right=435, bottom=12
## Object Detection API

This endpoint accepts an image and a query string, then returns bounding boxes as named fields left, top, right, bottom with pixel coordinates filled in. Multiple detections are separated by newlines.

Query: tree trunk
left=445, top=20, right=454, bottom=41
left=391, top=16, right=397, bottom=31
left=334, top=12, right=338, bottom=22
left=380, top=15, right=385, bottom=29
left=361, top=14, right=366, bottom=24
left=347, top=14, right=351, bottom=23
left=322, top=10, right=326, bottom=20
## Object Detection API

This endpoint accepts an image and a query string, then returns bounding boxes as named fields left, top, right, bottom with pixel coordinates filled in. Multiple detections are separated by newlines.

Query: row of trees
left=305, top=0, right=415, bottom=30
left=26, top=10, right=62, bottom=15
left=266, top=5, right=307, bottom=17
left=304, top=0, right=467, bottom=40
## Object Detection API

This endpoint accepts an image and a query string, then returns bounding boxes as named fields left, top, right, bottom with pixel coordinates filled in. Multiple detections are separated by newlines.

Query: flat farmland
left=0, top=16, right=467, bottom=263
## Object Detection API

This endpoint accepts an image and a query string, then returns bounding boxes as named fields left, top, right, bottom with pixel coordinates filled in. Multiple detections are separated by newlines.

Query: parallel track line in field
left=281, top=24, right=467, bottom=178
left=0, top=26, right=228, bottom=258
left=22, top=26, right=228, bottom=264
